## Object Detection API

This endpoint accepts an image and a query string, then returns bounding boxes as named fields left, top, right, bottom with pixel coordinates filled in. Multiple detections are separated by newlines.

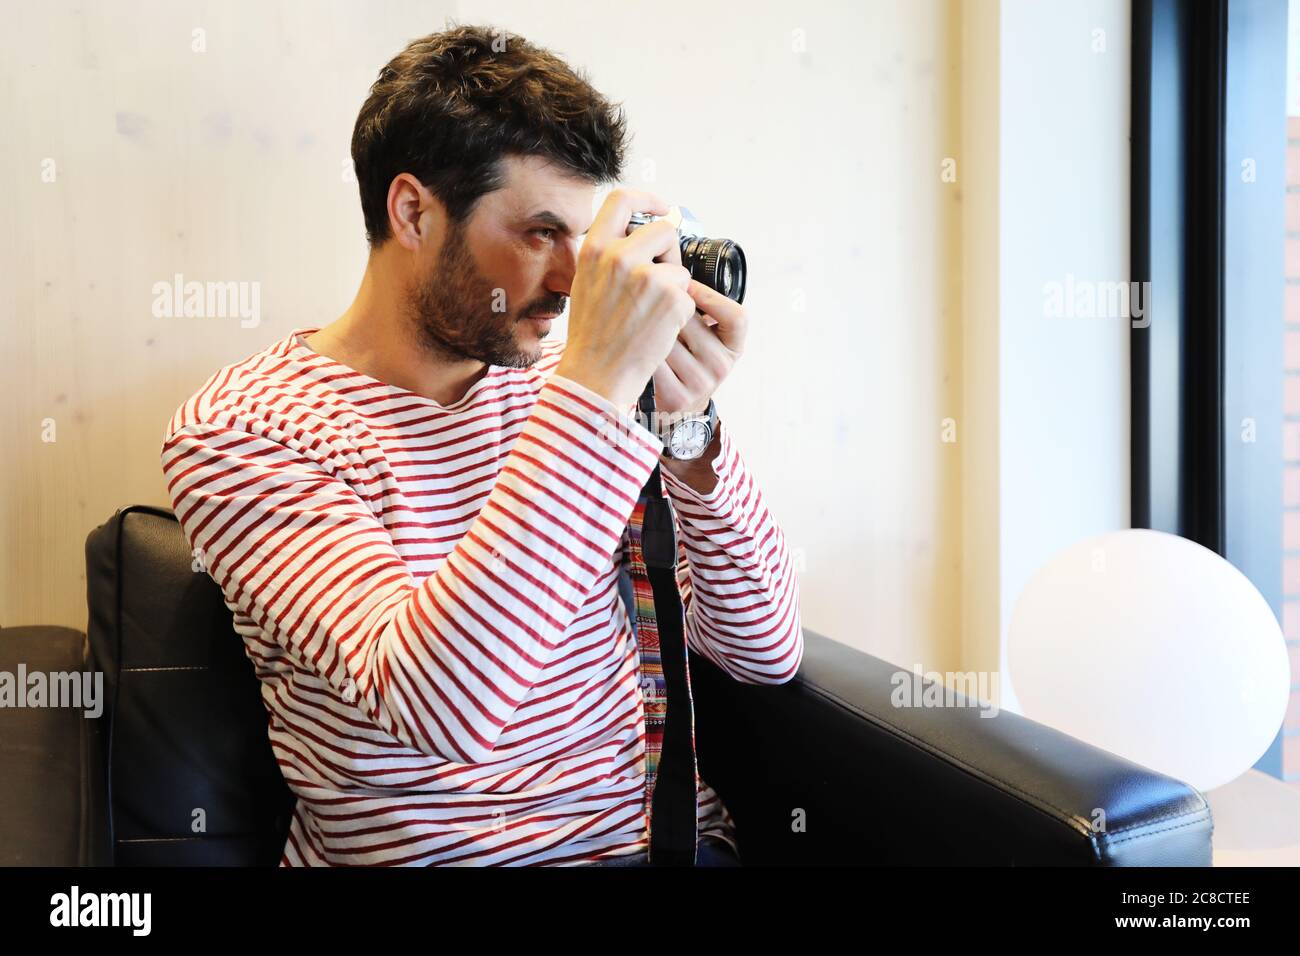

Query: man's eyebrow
left=524, top=210, right=587, bottom=236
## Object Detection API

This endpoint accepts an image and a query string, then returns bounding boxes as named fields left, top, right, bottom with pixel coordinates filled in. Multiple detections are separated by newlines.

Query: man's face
left=406, top=154, right=597, bottom=369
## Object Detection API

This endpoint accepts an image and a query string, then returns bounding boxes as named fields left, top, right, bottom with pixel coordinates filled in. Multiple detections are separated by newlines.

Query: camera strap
left=617, top=378, right=700, bottom=866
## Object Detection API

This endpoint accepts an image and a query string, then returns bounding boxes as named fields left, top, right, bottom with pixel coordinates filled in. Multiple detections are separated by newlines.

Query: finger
left=651, top=227, right=684, bottom=268
left=618, top=218, right=684, bottom=269
left=640, top=260, right=693, bottom=296
left=663, top=338, right=713, bottom=399
left=633, top=265, right=695, bottom=349
left=585, top=187, right=670, bottom=247
left=652, top=359, right=690, bottom=413
left=676, top=311, right=731, bottom=365
left=686, top=279, right=748, bottom=353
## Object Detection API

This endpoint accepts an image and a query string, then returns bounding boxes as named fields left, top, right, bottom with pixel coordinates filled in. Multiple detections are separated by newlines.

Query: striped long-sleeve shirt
left=160, top=326, right=803, bottom=866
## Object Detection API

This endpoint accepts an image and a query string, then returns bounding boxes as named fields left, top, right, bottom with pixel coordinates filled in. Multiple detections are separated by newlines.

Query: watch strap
left=637, top=379, right=717, bottom=460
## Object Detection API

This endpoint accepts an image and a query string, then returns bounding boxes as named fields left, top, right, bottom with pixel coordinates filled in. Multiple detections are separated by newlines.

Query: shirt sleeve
left=658, top=416, right=804, bottom=684
left=160, top=375, right=663, bottom=765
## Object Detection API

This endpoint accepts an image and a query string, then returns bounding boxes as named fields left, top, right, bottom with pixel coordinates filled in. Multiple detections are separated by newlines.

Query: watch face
left=668, top=419, right=711, bottom=459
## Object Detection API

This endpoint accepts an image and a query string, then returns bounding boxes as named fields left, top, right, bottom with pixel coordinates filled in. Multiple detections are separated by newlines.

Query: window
left=1132, top=0, right=1292, bottom=782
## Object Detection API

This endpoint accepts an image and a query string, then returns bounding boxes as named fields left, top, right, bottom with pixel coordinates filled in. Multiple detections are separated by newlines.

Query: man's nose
left=545, top=237, right=581, bottom=296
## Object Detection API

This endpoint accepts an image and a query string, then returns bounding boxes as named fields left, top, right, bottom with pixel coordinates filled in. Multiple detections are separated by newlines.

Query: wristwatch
left=657, top=399, right=718, bottom=461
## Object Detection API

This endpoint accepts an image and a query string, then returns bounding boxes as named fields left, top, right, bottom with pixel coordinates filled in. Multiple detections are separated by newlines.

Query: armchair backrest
left=85, top=506, right=294, bottom=866
left=82, top=505, right=663, bottom=867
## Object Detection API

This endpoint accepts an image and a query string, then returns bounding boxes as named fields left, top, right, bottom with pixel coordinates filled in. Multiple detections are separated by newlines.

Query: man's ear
left=386, top=173, right=442, bottom=252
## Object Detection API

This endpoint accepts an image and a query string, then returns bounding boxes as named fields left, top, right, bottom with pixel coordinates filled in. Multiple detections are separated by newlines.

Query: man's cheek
left=491, top=286, right=509, bottom=314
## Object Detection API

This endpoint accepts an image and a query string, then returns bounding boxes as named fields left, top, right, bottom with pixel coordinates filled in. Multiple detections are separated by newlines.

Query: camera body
left=626, top=205, right=746, bottom=304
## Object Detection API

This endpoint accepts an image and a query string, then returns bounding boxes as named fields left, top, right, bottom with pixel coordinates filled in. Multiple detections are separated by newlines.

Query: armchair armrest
left=0, top=625, right=107, bottom=866
left=691, top=628, right=1213, bottom=866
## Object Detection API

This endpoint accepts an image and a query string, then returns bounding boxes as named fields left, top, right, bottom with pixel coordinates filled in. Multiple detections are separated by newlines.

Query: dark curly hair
left=351, top=23, right=629, bottom=247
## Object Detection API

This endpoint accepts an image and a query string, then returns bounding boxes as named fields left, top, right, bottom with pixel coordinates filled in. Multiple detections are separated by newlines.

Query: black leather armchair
left=0, top=506, right=1214, bottom=866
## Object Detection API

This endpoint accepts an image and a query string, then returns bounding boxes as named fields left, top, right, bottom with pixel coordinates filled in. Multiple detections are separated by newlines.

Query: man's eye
left=532, top=228, right=556, bottom=241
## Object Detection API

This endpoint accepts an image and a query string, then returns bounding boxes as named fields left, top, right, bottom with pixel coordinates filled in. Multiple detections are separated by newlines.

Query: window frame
left=1131, top=0, right=1289, bottom=778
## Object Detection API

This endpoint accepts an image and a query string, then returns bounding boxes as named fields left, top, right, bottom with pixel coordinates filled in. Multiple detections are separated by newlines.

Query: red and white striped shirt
left=160, top=326, right=803, bottom=866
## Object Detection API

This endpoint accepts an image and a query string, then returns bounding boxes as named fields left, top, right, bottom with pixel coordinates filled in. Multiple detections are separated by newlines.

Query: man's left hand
left=650, top=279, right=748, bottom=415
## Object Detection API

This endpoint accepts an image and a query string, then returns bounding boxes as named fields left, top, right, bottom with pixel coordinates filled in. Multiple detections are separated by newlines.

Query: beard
left=405, top=218, right=565, bottom=370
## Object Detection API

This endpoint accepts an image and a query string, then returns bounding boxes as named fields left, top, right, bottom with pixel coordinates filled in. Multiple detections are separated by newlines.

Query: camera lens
left=680, top=236, right=747, bottom=304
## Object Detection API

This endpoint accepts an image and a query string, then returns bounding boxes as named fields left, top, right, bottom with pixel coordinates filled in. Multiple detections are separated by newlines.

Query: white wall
left=458, top=0, right=966, bottom=668
left=1, top=0, right=442, bottom=627
left=1, top=0, right=966, bottom=677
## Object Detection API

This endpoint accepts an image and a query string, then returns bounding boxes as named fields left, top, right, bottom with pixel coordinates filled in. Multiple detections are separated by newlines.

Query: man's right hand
left=554, top=188, right=696, bottom=411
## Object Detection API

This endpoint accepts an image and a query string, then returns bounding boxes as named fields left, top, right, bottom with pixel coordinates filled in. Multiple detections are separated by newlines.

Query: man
left=161, top=24, right=802, bottom=866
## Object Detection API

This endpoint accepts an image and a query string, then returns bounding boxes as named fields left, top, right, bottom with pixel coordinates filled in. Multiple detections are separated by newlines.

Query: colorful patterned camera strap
left=622, top=382, right=699, bottom=866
